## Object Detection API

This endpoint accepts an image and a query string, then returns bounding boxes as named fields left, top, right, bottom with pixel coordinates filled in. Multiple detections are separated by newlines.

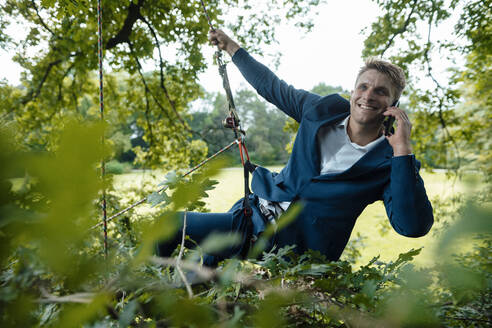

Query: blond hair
left=357, top=58, right=406, bottom=102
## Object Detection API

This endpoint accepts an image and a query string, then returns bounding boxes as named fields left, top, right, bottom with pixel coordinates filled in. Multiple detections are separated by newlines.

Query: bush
left=1, top=124, right=490, bottom=327
left=105, top=160, right=132, bottom=175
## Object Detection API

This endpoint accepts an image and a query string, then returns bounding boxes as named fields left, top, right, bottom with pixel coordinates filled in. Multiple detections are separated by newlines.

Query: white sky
left=0, top=0, right=459, bottom=96
left=199, top=0, right=381, bottom=94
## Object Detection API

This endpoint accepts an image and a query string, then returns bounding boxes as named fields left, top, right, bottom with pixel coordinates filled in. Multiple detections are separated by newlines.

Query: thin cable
left=90, top=139, right=239, bottom=230
left=97, top=0, right=108, bottom=258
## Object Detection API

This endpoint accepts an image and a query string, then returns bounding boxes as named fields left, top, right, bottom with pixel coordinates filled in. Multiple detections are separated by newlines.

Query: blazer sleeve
left=382, top=155, right=434, bottom=237
left=232, top=48, right=320, bottom=123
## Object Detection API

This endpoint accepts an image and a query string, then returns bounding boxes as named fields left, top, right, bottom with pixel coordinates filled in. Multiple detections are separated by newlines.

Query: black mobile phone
left=383, top=100, right=399, bottom=136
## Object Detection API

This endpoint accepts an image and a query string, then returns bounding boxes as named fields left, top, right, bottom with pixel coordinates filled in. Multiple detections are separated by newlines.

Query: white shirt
left=318, top=116, right=384, bottom=174
left=258, top=115, right=385, bottom=219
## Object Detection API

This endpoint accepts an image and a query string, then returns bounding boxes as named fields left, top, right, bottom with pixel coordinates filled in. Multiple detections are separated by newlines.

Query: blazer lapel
left=309, top=112, right=350, bottom=174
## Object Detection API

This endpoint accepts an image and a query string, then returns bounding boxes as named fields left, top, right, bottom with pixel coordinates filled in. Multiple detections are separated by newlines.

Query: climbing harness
left=95, top=0, right=257, bottom=257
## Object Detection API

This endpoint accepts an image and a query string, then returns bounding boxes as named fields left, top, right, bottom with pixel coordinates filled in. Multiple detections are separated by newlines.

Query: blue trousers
left=156, top=195, right=269, bottom=266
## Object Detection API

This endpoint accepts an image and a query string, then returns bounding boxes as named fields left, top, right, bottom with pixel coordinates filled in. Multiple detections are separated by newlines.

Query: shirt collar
left=340, top=115, right=385, bottom=151
left=337, top=115, right=350, bottom=129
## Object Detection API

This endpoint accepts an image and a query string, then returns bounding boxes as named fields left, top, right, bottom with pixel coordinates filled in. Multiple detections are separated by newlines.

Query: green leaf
left=119, top=300, right=139, bottom=328
left=253, top=291, right=300, bottom=328
left=199, top=232, right=241, bottom=254
left=158, top=171, right=179, bottom=188
left=386, top=248, right=422, bottom=273
left=147, top=191, right=170, bottom=207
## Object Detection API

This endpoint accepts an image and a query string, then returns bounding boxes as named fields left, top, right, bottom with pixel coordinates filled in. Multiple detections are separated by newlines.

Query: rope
left=200, top=0, right=243, bottom=138
left=237, top=139, right=250, bottom=165
left=97, top=0, right=108, bottom=258
left=217, top=50, right=242, bottom=137
left=198, top=0, right=254, bottom=256
left=90, top=139, right=239, bottom=230
left=199, top=0, right=215, bottom=31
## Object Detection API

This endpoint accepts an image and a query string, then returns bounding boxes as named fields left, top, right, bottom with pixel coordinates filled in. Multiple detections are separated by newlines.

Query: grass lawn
left=115, top=166, right=466, bottom=268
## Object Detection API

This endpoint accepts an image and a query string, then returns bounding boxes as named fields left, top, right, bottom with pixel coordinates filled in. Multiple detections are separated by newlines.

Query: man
left=157, top=29, right=433, bottom=265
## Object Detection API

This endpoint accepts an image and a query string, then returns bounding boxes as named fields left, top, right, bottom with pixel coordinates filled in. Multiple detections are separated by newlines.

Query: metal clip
left=222, top=115, right=239, bottom=129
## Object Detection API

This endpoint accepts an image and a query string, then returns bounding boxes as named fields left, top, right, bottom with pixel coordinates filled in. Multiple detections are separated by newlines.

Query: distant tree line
left=111, top=82, right=348, bottom=168
left=187, top=83, right=348, bottom=166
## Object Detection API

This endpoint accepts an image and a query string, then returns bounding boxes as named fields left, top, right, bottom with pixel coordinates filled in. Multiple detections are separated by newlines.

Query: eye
left=357, top=84, right=367, bottom=90
left=376, top=88, right=389, bottom=96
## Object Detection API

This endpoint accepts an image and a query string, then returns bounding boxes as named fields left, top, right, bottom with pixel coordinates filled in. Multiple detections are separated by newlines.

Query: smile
left=357, top=103, right=378, bottom=111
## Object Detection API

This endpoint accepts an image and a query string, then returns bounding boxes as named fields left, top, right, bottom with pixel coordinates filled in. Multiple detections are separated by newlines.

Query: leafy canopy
left=0, top=0, right=321, bottom=169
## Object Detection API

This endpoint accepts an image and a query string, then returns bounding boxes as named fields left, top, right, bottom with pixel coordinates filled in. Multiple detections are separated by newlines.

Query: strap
left=239, top=147, right=255, bottom=259
left=242, top=156, right=253, bottom=220
left=244, top=160, right=257, bottom=173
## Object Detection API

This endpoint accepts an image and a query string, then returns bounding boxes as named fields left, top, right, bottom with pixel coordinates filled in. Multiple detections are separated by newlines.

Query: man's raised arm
left=208, top=29, right=320, bottom=123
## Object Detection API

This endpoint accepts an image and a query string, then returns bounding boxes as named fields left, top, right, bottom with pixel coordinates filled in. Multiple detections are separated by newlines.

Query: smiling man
left=349, top=61, right=412, bottom=156
left=157, top=30, right=434, bottom=266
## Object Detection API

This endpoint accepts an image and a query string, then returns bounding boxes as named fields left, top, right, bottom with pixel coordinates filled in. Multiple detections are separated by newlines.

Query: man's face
left=350, top=69, right=395, bottom=128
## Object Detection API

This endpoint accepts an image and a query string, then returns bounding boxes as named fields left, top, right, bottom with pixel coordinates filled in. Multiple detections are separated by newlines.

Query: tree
left=310, top=83, right=347, bottom=98
left=188, top=91, right=239, bottom=164
left=190, top=88, right=292, bottom=166
left=0, top=0, right=322, bottom=169
left=235, top=88, right=291, bottom=165
left=283, top=83, right=349, bottom=153
left=362, top=0, right=491, bottom=177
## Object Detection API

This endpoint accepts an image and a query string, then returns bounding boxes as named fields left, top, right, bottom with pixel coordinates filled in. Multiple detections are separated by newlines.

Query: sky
left=198, top=0, right=381, bottom=94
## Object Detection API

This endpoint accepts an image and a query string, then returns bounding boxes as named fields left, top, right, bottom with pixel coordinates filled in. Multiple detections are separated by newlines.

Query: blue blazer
left=232, top=49, right=434, bottom=260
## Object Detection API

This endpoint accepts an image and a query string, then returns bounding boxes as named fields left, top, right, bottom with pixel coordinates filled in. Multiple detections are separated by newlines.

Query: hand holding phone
left=383, top=100, right=399, bottom=136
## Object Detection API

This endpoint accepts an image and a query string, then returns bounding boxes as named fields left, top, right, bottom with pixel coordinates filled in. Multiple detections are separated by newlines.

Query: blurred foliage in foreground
left=1, top=123, right=491, bottom=327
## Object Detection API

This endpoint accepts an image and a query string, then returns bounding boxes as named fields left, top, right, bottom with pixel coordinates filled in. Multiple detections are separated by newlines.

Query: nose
left=361, top=87, right=376, bottom=101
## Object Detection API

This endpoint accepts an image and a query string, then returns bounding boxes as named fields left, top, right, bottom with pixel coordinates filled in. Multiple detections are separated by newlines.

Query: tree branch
left=58, top=62, right=75, bottom=103
left=423, top=4, right=461, bottom=170
left=176, top=211, right=193, bottom=298
left=143, top=82, right=156, bottom=146
left=106, top=0, right=144, bottom=49
left=22, top=58, right=63, bottom=105
left=39, top=288, right=94, bottom=304
left=139, top=17, right=186, bottom=124
left=380, top=0, right=418, bottom=57
left=138, top=14, right=210, bottom=143
left=127, top=41, right=181, bottom=132
left=30, top=0, right=60, bottom=39
left=149, top=256, right=216, bottom=282
left=140, top=16, right=209, bottom=143
left=149, top=256, right=268, bottom=290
